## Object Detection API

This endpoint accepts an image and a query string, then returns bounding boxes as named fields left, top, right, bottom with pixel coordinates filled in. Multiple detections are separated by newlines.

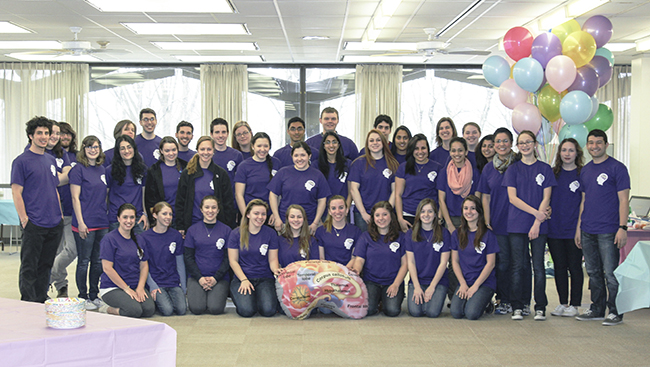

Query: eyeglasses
left=85, top=145, right=100, bottom=151
left=235, top=130, right=250, bottom=138
left=289, top=127, right=304, bottom=132
left=517, top=140, right=535, bottom=146
left=141, top=117, right=156, bottom=123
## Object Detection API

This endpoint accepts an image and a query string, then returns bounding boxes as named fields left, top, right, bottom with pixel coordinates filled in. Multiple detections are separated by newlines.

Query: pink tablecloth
left=0, top=298, right=176, bottom=366
left=620, top=229, right=650, bottom=264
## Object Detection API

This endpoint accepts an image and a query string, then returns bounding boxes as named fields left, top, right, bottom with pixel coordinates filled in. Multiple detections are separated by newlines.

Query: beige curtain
left=355, top=64, right=402, bottom=144
left=0, top=62, right=89, bottom=183
left=596, top=65, right=631, bottom=166
left=200, top=64, right=248, bottom=135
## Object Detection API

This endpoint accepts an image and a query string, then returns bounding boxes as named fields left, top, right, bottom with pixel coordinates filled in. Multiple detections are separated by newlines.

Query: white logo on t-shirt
left=100, top=174, right=106, bottom=186
left=136, top=177, right=142, bottom=185
left=271, top=169, right=277, bottom=176
left=305, top=180, right=315, bottom=191
left=300, top=248, right=307, bottom=259
left=216, top=238, right=225, bottom=249
left=476, top=242, right=486, bottom=254
left=153, top=149, right=160, bottom=160
left=536, top=173, right=545, bottom=186
left=339, top=171, right=348, bottom=183
left=260, top=244, right=269, bottom=256
left=50, top=165, right=56, bottom=176
left=433, top=242, right=443, bottom=252
left=56, top=158, right=64, bottom=168
left=209, top=181, right=214, bottom=190
left=344, top=238, right=354, bottom=250
left=169, top=242, right=176, bottom=254
left=389, top=242, right=400, bottom=253
left=597, top=173, right=608, bottom=186
left=227, top=160, right=236, bottom=171
left=569, top=180, right=580, bottom=193
left=428, top=171, right=438, bottom=182
left=70, top=162, right=77, bottom=168
left=383, top=168, right=392, bottom=179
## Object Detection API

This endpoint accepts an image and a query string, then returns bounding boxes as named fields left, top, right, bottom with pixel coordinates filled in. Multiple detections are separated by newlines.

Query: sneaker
left=84, top=299, right=98, bottom=311
left=91, top=298, right=104, bottom=308
left=534, top=310, right=546, bottom=321
left=512, top=309, right=523, bottom=320
left=56, top=286, right=68, bottom=298
left=550, top=304, right=567, bottom=316
left=522, top=305, right=531, bottom=316
left=562, top=305, right=578, bottom=317
left=602, top=313, right=623, bottom=326
left=98, top=303, right=110, bottom=314
left=575, top=309, right=605, bottom=321
left=495, top=302, right=512, bottom=315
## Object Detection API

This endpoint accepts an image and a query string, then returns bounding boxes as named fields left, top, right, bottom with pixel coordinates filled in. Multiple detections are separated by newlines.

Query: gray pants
left=101, top=288, right=155, bottom=318
left=187, top=277, right=229, bottom=315
left=50, top=216, right=76, bottom=291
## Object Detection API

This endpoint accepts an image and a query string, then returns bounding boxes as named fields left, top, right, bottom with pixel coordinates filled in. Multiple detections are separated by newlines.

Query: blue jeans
left=230, top=278, right=277, bottom=317
left=74, top=228, right=108, bottom=300
left=407, top=282, right=447, bottom=318
left=450, top=285, right=495, bottom=320
left=353, top=211, right=369, bottom=233
left=510, top=233, right=547, bottom=311
left=581, top=231, right=620, bottom=316
left=187, top=277, right=229, bottom=315
left=365, top=279, right=404, bottom=317
left=154, top=286, right=187, bottom=316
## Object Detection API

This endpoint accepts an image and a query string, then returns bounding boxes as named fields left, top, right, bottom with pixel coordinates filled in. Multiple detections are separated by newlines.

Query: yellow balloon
left=538, top=84, right=562, bottom=122
left=510, top=64, right=515, bottom=79
left=562, top=31, right=597, bottom=68
left=552, top=19, right=581, bottom=44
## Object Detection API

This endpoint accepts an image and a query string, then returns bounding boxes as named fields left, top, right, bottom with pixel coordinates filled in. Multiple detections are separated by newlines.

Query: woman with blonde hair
left=316, top=195, right=361, bottom=269
left=270, top=205, right=319, bottom=271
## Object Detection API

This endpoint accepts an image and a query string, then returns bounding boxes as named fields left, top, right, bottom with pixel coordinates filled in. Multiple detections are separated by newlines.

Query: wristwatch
left=619, top=225, right=628, bottom=231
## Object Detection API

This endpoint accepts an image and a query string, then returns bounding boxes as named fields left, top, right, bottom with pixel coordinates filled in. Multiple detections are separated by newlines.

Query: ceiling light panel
left=85, top=0, right=234, bottom=13
left=174, top=55, right=264, bottom=63
left=344, top=42, right=418, bottom=51
left=152, top=42, right=258, bottom=51
left=6, top=53, right=101, bottom=62
left=122, top=23, right=249, bottom=35
left=0, top=22, right=32, bottom=33
left=0, top=41, right=61, bottom=49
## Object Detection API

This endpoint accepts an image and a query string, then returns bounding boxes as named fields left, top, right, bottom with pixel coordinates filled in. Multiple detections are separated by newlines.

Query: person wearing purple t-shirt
left=228, top=200, right=279, bottom=317
left=140, top=202, right=186, bottom=316
left=135, top=108, right=162, bottom=168
left=349, top=129, right=399, bottom=232
left=429, top=117, right=458, bottom=165
left=503, top=130, right=556, bottom=321
left=270, top=205, right=319, bottom=271
left=235, top=132, right=281, bottom=221
left=352, top=201, right=407, bottom=317
left=274, top=117, right=306, bottom=168
left=395, top=134, right=442, bottom=232
left=316, top=196, right=361, bottom=268
left=175, top=120, right=196, bottom=163
left=145, top=137, right=187, bottom=225
left=391, top=126, right=412, bottom=166
left=317, top=132, right=352, bottom=207
left=305, top=107, right=358, bottom=162
left=575, top=130, right=630, bottom=326
left=232, top=121, right=253, bottom=160
left=210, top=118, right=243, bottom=214
left=11, top=117, right=64, bottom=303
left=548, top=138, right=584, bottom=318
left=99, top=204, right=155, bottom=318
left=476, top=135, right=495, bottom=174
left=103, top=119, right=137, bottom=168
left=184, top=196, right=232, bottom=315
left=70, top=136, right=109, bottom=311
left=358, top=114, right=393, bottom=158
left=268, top=142, right=331, bottom=234
left=406, top=198, right=451, bottom=318
left=450, top=195, right=498, bottom=320
left=462, top=122, right=481, bottom=168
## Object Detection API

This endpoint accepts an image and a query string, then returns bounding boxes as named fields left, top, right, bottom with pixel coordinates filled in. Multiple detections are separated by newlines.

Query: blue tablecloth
left=0, top=200, right=19, bottom=226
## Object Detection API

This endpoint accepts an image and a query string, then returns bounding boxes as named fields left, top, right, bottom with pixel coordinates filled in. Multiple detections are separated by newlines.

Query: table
left=0, top=199, right=20, bottom=252
left=620, top=229, right=650, bottom=264
left=0, top=298, right=177, bottom=366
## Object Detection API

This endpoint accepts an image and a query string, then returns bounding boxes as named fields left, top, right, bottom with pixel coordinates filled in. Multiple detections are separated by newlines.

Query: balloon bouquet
left=483, top=15, right=615, bottom=161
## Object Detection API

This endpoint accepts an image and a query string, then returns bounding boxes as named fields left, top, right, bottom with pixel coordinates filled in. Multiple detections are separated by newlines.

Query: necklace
left=423, top=229, right=433, bottom=243
left=415, top=163, right=425, bottom=173
left=204, top=222, right=216, bottom=238
left=332, top=224, right=344, bottom=237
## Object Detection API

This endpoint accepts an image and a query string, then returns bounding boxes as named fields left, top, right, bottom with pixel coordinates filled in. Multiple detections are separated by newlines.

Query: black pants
left=20, top=220, right=63, bottom=303
left=547, top=237, right=584, bottom=306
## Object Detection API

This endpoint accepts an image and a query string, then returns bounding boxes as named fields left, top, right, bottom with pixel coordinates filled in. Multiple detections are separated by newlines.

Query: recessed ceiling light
left=605, top=43, right=635, bottom=52
left=0, top=22, right=32, bottom=33
left=122, top=23, right=249, bottom=35
left=174, top=55, right=265, bottom=63
left=341, top=55, right=424, bottom=63
left=85, top=0, right=234, bottom=13
left=302, top=36, right=329, bottom=41
left=6, top=53, right=101, bottom=62
left=0, top=41, right=61, bottom=49
left=343, top=42, right=417, bottom=51
left=152, top=42, right=258, bottom=51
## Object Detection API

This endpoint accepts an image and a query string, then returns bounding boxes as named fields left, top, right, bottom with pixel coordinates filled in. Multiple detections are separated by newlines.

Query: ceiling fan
left=373, top=28, right=490, bottom=60
left=21, top=27, right=130, bottom=57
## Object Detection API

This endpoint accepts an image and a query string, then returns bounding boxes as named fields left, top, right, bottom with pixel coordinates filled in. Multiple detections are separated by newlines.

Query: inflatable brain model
left=275, top=260, right=368, bottom=320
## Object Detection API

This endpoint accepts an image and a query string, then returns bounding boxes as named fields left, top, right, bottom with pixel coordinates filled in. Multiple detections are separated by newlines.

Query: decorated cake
left=45, top=297, right=86, bottom=329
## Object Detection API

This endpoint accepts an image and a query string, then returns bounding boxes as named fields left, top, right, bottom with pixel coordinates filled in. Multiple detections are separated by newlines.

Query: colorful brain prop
left=275, top=260, right=368, bottom=320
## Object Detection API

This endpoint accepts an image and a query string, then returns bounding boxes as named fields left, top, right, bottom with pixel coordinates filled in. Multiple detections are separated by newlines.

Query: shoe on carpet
left=550, top=304, right=567, bottom=317
left=522, top=305, right=531, bottom=316
left=562, top=305, right=578, bottom=317
left=534, top=310, right=546, bottom=321
left=602, top=313, right=623, bottom=326
left=84, top=299, right=98, bottom=311
left=512, top=309, right=523, bottom=320
left=495, top=302, right=512, bottom=315
left=575, top=309, right=605, bottom=321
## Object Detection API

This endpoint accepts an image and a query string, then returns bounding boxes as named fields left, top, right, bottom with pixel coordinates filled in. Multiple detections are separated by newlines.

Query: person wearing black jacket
left=145, top=137, right=187, bottom=224
left=176, top=136, right=236, bottom=233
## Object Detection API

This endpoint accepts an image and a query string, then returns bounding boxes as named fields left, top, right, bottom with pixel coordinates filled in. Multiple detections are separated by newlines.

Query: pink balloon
left=504, top=27, right=534, bottom=61
left=552, top=119, right=565, bottom=135
left=545, top=55, right=577, bottom=92
left=512, top=103, right=542, bottom=134
left=499, top=79, right=529, bottom=109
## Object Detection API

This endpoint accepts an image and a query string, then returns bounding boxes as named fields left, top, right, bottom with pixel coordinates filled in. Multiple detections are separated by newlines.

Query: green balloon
left=584, top=103, right=614, bottom=131
left=595, top=47, right=615, bottom=66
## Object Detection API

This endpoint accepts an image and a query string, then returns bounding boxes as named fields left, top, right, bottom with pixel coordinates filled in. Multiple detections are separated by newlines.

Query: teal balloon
left=584, top=103, right=614, bottom=131
left=559, top=123, right=589, bottom=147
left=595, top=47, right=615, bottom=66
left=560, top=90, right=593, bottom=125
left=513, top=57, right=545, bottom=93
left=483, top=55, right=511, bottom=87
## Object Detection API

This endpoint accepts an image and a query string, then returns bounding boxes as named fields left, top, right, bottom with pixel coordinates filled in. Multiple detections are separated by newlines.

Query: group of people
left=10, top=106, right=630, bottom=325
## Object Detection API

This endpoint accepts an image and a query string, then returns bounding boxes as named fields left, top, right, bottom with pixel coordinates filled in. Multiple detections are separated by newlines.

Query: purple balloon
left=531, top=33, right=563, bottom=69
left=589, top=55, right=613, bottom=88
left=568, top=64, right=599, bottom=96
left=582, top=15, right=613, bottom=49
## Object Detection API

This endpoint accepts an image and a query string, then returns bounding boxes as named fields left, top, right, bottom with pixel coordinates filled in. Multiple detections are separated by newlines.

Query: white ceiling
left=0, top=0, right=648, bottom=65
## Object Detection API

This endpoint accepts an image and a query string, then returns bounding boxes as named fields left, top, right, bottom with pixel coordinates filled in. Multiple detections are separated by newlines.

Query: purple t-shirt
left=192, top=169, right=215, bottom=225
left=404, top=228, right=451, bottom=286
left=353, top=232, right=406, bottom=285
left=100, top=229, right=148, bottom=289
left=185, top=221, right=231, bottom=280
left=135, top=134, right=162, bottom=168
left=227, top=226, right=279, bottom=279
left=267, top=166, right=331, bottom=223
left=277, top=235, right=319, bottom=268
left=138, top=228, right=184, bottom=288
left=477, top=162, right=510, bottom=236
left=160, top=163, right=182, bottom=208
left=306, top=133, right=358, bottom=162
left=502, top=160, right=556, bottom=234
left=437, top=164, right=480, bottom=217
left=396, top=160, right=442, bottom=215
left=177, top=149, right=196, bottom=163
left=273, top=144, right=294, bottom=168
left=316, top=223, right=361, bottom=265
left=49, top=149, right=73, bottom=217
left=106, top=165, right=145, bottom=223
left=394, top=152, right=406, bottom=165
left=240, top=151, right=251, bottom=160
left=548, top=168, right=582, bottom=239
left=467, top=151, right=477, bottom=168
left=450, top=229, right=499, bottom=291
left=235, top=157, right=281, bottom=204
left=69, top=163, right=108, bottom=229
left=103, top=148, right=115, bottom=167
left=580, top=157, right=630, bottom=234
left=321, top=160, right=350, bottom=199
left=11, top=150, right=61, bottom=228
left=429, top=146, right=449, bottom=166
left=213, top=147, right=243, bottom=191
left=348, top=156, right=394, bottom=213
